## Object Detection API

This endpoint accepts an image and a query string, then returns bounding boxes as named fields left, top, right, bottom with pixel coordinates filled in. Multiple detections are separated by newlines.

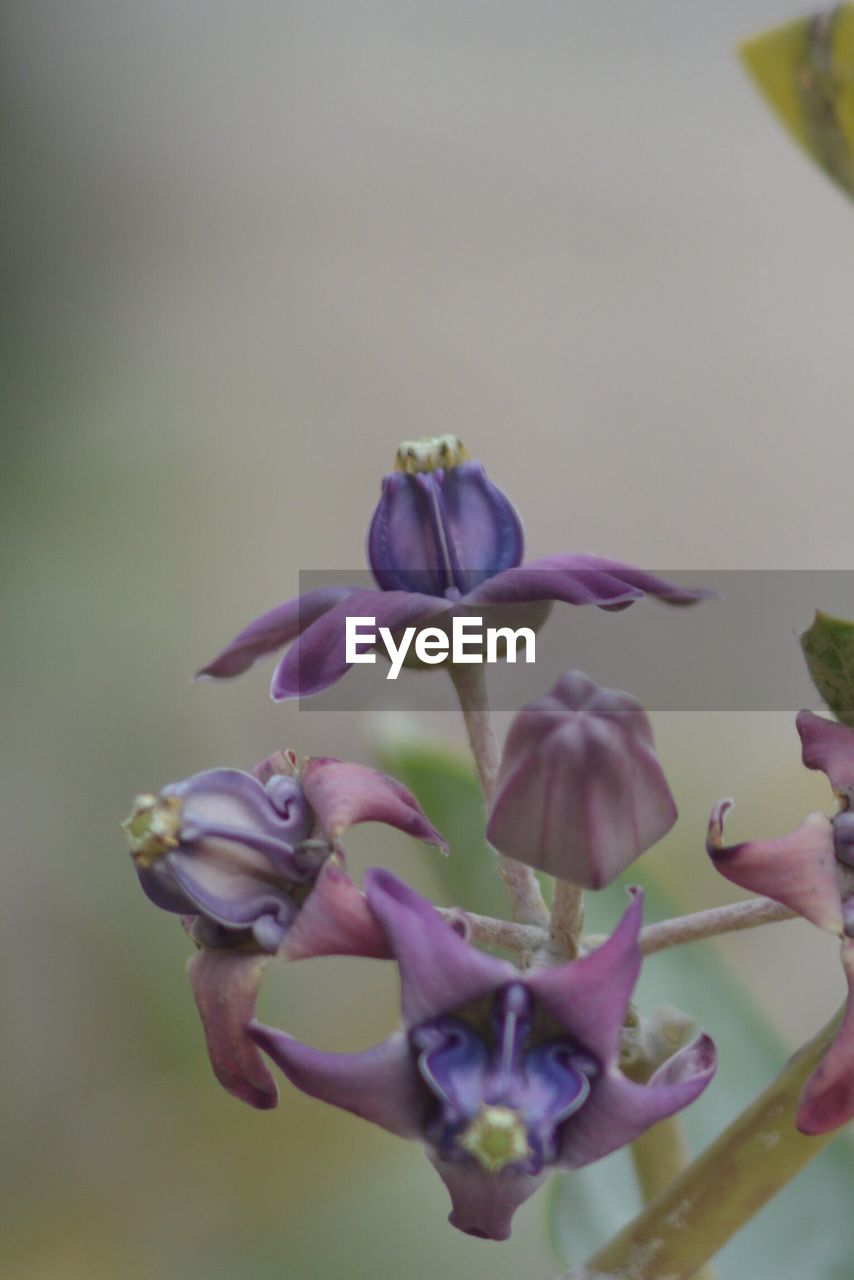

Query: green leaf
left=740, top=5, right=854, bottom=200
left=801, top=609, right=854, bottom=726
left=375, top=729, right=509, bottom=918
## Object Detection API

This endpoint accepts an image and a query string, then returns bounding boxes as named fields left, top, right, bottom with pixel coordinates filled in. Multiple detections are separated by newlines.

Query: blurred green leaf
left=801, top=609, right=854, bottom=725
left=376, top=731, right=509, bottom=918
left=741, top=4, right=854, bottom=200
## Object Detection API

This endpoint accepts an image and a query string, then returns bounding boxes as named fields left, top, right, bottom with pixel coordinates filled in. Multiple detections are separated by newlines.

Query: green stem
left=449, top=663, right=549, bottom=926
left=564, top=1008, right=845, bottom=1280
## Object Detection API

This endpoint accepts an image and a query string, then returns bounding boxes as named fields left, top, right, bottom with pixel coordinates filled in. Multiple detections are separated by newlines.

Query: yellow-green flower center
left=394, top=435, right=469, bottom=475
left=457, top=1104, right=532, bottom=1173
left=122, top=793, right=182, bottom=867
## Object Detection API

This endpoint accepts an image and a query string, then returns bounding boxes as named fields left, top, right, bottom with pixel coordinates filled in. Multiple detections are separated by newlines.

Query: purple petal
left=367, top=463, right=523, bottom=597
left=279, top=857, right=391, bottom=962
left=487, top=671, right=677, bottom=888
left=171, top=768, right=311, bottom=857
left=797, top=939, right=854, bottom=1135
left=186, top=948, right=278, bottom=1109
left=271, top=588, right=445, bottom=699
left=299, top=756, right=447, bottom=849
left=797, top=710, right=854, bottom=801
left=707, top=800, right=844, bottom=936
left=467, top=555, right=715, bottom=610
left=428, top=1154, right=545, bottom=1241
left=559, top=1032, right=717, bottom=1168
left=196, top=586, right=358, bottom=679
left=440, top=463, right=525, bottom=593
left=365, top=869, right=516, bottom=1025
left=526, top=889, right=644, bottom=1067
left=249, top=1025, right=424, bottom=1138
left=168, top=845, right=298, bottom=938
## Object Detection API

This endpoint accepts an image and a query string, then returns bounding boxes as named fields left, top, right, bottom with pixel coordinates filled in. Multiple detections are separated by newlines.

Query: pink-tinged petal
left=797, top=710, right=854, bottom=800
left=196, top=586, right=358, bottom=680
left=271, top=588, right=446, bottom=699
left=279, top=857, right=391, bottom=962
left=559, top=1033, right=717, bottom=1168
left=186, top=948, right=278, bottom=1110
left=487, top=672, right=677, bottom=888
left=364, top=869, right=516, bottom=1025
left=299, top=757, right=447, bottom=850
left=249, top=1025, right=424, bottom=1138
left=428, top=1154, right=545, bottom=1241
left=466, top=555, right=715, bottom=610
left=526, top=888, right=644, bottom=1067
left=797, top=939, right=854, bottom=1135
left=707, top=800, right=844, bottom=936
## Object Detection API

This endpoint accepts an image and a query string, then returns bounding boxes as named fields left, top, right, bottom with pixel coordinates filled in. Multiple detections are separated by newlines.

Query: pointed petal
left=186, top=948, right=278, bottom=1109
left=364, top=869, right=516, bottom=1025
left=279, top=857, right=391, bottom=961
left=559, top=1033, right=717, bottom=1168
left=466, top=555, right=715, bottom=609
left=707, top=800, right=844, bottom=935
left=249, top=1025, right=424, bottom=1138
left=428, top=1154, right=545, bottom=1241
left=299, top=757, right=447, bottom=849
left=797, top=939, right=854, bottom=1135
left=797, top=709, right=854, bottom=800
left=271, top=589, right=445, bottom=699
left=196, top=586, right=358, bottom=679
left=526, top=889, right=643, bottom=1067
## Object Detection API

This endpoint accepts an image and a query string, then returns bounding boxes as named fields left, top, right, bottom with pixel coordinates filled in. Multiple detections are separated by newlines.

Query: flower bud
left=486, top=670, right=677, bottom=888
left=367, top=436, right=524, bottom=598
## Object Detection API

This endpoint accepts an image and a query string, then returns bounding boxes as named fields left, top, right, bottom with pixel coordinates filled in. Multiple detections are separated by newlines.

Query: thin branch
left=449, top=663, right=549, bottom=926
left=639, top=897, right=797, bottom=956
left=550, top=879, right=585, bottom=959
left=440, top=908, right=544, bottom=953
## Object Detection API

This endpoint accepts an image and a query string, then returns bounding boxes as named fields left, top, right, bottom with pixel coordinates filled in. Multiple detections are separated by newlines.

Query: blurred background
left=3, top=2, right=854, bottom=1277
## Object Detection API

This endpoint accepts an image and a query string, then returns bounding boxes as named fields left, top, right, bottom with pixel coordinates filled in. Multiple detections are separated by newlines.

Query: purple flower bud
left=251, top=872, right=716, bottom=1239
left=368, top=436, right=524, bottom=598
left=486, top=670, right=677, bottom=889
left=124, top=755, right=445, bottom=1107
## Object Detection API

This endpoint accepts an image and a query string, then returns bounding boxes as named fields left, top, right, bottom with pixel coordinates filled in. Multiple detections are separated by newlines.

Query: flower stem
left=550, top=879, right=585, bottom=959
left=563, top=1007, right=845, bottom=1280
left=639, top=897, right=796, bottom=956
left=449, top=663, right=549, bottom=926
left=441, top=908, right=544, bottom=952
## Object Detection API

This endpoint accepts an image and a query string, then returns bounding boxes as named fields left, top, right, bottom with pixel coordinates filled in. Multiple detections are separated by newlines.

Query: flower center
left=394, top=435, right=469, bottom=474
left=458, top=1104, right=532, bottom=1173
left=122, top=793, right=182, bottom=867
left=411, top=982, right=595, bottom=1175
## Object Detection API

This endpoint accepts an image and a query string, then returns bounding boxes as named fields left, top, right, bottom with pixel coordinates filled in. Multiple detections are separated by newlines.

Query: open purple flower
left=486, top=670, right=677, bottom=888
left=707, top=709, right=854, bottom=1135
left=250, top=870, right=716, bottom=1239
left=123, top=753, right=445, bottom=1108
left=197, top=436, right=713, bottom=698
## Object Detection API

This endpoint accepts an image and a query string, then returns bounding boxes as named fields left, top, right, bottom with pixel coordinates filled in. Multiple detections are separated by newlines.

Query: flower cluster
left=125, top=438, right=723, bottom=1238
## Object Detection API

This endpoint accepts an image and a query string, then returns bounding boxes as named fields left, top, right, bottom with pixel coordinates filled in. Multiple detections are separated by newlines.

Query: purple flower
left=486, top=670, right=677, bottom=888
left=197, top=436, right=713, bottom=698
left=250, top=871, right=716, bottom=1239
left=123, top=753, right=446, bottom=1108
left=707, top=709, right=854, bottom=1135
